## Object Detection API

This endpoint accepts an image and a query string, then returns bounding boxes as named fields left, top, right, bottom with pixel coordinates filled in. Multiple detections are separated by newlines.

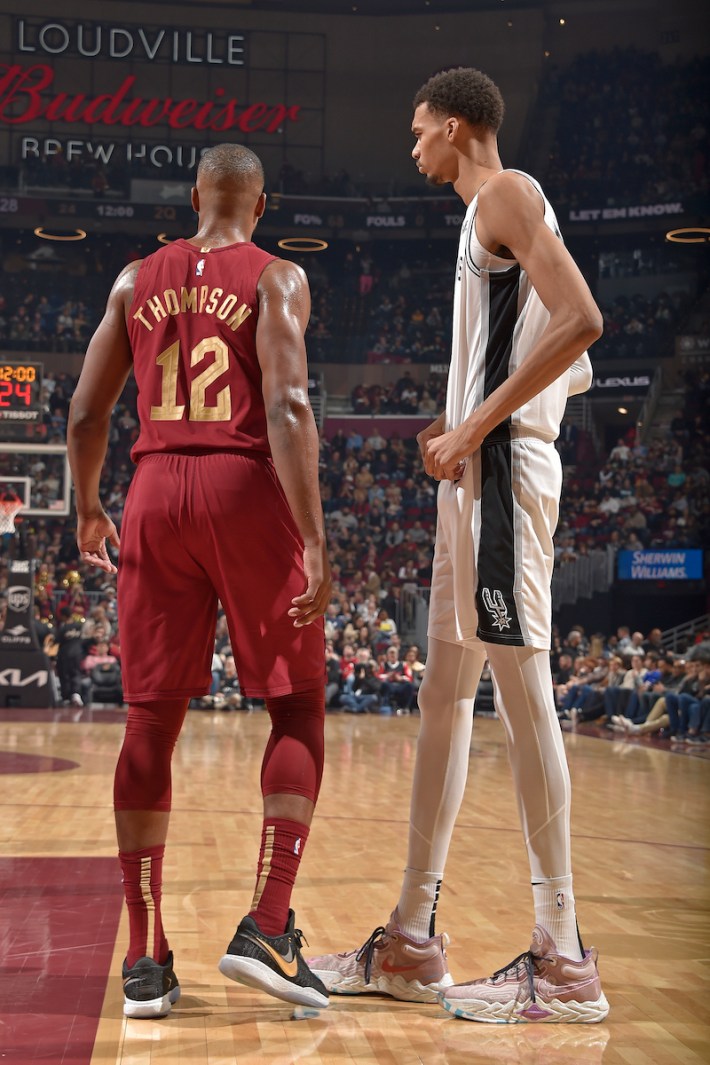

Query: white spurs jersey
left=447, top=169, right=591, bottom=442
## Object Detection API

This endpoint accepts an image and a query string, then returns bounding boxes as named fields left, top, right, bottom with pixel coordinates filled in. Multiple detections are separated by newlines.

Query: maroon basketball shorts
left=117, top=452, right=325, bottom=701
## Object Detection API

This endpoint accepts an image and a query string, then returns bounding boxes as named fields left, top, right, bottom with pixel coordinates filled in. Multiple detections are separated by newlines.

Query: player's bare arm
left=67, top=262, right=139, bottom=572
left=427, top=172, right=602, bottom=479
left=256, top=259, right=331, bottom=627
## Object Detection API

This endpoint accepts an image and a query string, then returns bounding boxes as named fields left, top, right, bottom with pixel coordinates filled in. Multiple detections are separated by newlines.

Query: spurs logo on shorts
left=481, top=588, right=511, bottom=632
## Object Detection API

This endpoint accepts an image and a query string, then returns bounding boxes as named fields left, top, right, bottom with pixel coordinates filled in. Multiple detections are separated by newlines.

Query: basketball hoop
left=0, top=493, right=23, bottom=537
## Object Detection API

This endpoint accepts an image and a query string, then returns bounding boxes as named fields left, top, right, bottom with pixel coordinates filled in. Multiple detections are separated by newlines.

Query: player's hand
left=77, top=510, right=120, bottom=573
left=426, top=423, right=478, bottom=481
left=416, top=414, right=446, bottom=472
left=288, top=541, right=331, bottom=627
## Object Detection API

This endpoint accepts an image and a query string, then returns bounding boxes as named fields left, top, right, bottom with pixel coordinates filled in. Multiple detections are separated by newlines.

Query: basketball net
left=0, top=496, right=23, bottom=536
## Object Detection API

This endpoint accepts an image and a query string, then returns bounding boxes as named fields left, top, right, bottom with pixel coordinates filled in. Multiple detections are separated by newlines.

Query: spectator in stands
left=376, top=645, right=415, bottom=714
left=559, top=655, right=611, bottom=722
left=55, top=607, right=86, bottom=707
left=339, top=648, right=382, bottom=714
left=614, top=656, right=688, bottom=738
left=325, top=640, right=343, bottom=709
left=604, top=652, right=645, bottom=723
left=643, top=628, right=665, bottom=655
left=80, top=638, right=121, bottom=706
left=618, top=630, right=645, bottom=657
left=561, top=629, right=586, bottom=659
left=664, top=661, right=706, bottom=741
left=213, top=655, right=245, bottom=711
left=404, top=645, right=426, bottom=705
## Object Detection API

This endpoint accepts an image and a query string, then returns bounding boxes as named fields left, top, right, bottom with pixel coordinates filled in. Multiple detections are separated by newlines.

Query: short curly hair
left=413, top=67, right=505, bottom=132
left=197, top=143, right=264, bottom=189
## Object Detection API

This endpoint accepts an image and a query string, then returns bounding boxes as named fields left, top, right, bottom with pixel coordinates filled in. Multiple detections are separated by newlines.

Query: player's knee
left=266, top=689, right=324, bottom=756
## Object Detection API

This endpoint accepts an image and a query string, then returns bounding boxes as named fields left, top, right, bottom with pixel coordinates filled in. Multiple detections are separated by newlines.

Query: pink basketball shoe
left=308, top=911, right=454, bottom=1003
left=440, top=925, right=609, bottom=1023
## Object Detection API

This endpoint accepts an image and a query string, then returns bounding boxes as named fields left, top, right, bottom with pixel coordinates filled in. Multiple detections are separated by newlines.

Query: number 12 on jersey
left=150, top=337, right=231, bottom=422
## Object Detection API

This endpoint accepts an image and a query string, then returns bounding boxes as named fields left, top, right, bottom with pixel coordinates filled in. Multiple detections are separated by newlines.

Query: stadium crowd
left=540, top=48, right=709, bottom=212
left=0, top=257, right=694, bottom=368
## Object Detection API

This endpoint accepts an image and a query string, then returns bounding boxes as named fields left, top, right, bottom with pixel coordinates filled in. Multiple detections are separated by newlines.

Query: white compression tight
left=404, top=638, right=572, bottom=882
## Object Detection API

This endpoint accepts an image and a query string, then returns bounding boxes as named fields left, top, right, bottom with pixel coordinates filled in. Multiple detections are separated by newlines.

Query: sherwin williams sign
left=617, top=550, right=704, bottom=580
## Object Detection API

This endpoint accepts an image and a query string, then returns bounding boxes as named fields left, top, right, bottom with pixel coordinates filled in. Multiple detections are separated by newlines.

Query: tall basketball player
left=309, top=68, right=610, bottom=1023
left=67, top=145, right=330, bottom=1017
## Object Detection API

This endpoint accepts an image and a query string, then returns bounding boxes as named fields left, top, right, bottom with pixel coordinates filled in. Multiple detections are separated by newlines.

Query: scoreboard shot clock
left=0, top=362, right=44, bottom=423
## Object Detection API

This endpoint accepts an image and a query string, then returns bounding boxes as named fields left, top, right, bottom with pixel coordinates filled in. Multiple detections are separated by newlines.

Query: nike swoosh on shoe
left=243, top=933, right=299, bottom=978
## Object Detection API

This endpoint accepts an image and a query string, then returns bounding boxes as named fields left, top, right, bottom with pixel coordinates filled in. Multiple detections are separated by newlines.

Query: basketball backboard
left=0, top=444, right=71, bottom=516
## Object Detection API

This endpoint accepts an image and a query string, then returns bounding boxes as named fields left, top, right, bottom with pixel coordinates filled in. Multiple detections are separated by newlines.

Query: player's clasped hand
left=426, top=424, right=476, bottom=481
left=77, top=511, right=120, bottom=574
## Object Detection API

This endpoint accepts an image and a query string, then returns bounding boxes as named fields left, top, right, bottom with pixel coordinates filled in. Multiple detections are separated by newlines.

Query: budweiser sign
left=0, top=63, right=300, bottom=134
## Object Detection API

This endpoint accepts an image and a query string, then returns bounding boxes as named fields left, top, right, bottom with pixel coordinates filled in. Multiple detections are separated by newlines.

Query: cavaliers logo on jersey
left=481, top=587, right=512, bottom=631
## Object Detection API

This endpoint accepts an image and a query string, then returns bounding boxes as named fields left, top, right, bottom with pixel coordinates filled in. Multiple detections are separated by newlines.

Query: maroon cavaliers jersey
left=127, top=239, right=277, bottom=461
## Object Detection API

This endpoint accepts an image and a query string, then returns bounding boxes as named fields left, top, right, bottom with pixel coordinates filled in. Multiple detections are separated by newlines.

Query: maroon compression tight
left=261, top=687, right=325, bottom=804
left=114, top=699, right=189, bottom=811
left=114, top=688, right=325, bottom=812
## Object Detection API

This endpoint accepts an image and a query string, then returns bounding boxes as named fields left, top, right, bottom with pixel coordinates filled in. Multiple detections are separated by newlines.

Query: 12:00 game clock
left=0, top=362, right=44, bottom=423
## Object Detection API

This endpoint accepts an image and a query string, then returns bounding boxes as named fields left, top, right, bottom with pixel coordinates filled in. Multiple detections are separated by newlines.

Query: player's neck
left=189, top=220, right=254, bottom=249
left=454, top=146, right=503, bottom=205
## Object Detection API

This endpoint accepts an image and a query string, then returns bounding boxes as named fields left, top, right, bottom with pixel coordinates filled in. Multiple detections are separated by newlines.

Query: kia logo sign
left=0, top=668, right=49, bottom=687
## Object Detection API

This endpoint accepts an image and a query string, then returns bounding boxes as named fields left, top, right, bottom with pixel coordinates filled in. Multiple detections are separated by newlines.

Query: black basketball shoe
left=122, top=951, right=181, bottom=1018
left=218, top=909, right=329, bottom=1008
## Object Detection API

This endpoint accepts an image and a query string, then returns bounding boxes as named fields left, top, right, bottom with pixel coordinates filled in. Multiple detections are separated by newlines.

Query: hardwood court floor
left=1, top=706, right=709, bottom=1065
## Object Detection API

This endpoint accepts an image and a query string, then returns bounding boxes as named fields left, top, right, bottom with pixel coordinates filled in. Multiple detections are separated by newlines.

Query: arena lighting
left=618, top=406, right=629, bottom=415
left=277, top=237, right=328, bottom=252
left=156, top=233, right=174, bottom=244
left=666, top=227, right=710, bottom=243
left=33, top=226, right=86, bottom=241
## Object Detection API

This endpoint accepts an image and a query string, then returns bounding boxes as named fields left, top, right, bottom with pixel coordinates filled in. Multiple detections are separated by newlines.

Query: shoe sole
left=219, top=954, right=329, bottom=1009
left=310, top=969, right=453, bottom=1003
left=123, top=985, right=180, bottom=1019
left=439, top=990, right=610, bottom=1024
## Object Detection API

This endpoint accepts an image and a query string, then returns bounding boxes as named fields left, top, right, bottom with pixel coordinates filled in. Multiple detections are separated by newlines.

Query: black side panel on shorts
left=476, top=268, right=525, bottom=646
left=483, top=266, right=520, bottom=403
left=476, top=441, right=525, bottom=646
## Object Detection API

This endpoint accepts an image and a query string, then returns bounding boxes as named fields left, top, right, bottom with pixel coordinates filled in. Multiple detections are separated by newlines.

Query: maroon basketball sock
left=119, top=844, right=170, bottom=967
left=248, top=818, right=310, bottom=936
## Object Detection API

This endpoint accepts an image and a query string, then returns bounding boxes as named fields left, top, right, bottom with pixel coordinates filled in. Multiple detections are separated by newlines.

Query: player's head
left=192, top=143, right=266, bottom=222
left=411, top=67, right=504, bottom=186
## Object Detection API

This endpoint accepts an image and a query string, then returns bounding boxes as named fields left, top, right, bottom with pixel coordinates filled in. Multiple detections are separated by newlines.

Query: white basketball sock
left=395, top=868, right=443, bottom=941
left=532, top=875, right=583, bottom=961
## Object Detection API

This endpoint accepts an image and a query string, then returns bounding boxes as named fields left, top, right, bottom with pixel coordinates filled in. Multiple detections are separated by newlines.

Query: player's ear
left=255, top=192, right=266, bottom=220
left=191, top=187, right=199, bottom=213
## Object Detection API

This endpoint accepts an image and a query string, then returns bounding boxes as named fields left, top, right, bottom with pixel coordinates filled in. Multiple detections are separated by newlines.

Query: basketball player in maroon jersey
left=67, top=144, right=331, bottom=1017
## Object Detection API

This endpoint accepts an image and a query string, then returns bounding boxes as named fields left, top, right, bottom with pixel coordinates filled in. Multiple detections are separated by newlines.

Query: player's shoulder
left=477, top=169, right=548, bottom=226
left=258, top=256, right=309, bottom=292
left=109, top=259, right=144, bottom=306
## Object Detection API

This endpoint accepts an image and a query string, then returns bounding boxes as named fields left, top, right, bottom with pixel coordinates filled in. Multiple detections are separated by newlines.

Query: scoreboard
left=0, top=362, right=44, bottom=423
left=0, top=195, right=191, bottom=226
